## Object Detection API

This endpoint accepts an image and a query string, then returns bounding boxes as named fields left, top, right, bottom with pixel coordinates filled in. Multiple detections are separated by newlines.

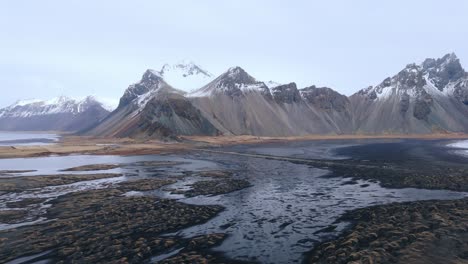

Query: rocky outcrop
left=118, top=70, right=165, bottom=109
left=136, top=94, right=219, bottom=138
left=272, top=83, right=302, bottom=104
left=422, top=53, right=465, bottom=90
left=300, top=86, right=350, bottom=112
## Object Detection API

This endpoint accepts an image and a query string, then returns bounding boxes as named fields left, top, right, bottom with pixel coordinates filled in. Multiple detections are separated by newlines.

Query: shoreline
left=0, top=133, right=467, bottom=159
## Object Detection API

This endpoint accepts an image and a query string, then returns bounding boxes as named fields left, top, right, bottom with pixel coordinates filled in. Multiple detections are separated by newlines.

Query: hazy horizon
left=1, top=0, right=467, bottom=107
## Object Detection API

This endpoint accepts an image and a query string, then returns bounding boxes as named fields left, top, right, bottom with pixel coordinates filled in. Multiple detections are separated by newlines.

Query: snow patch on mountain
left=266, top=81, right=281, bottom=88
left=188, top=66, right=271, bottom=98
left=159, top=61, right=213, bottom=92
left=0, top=96, right=110, bottom=118
left=357, top=53, right=468, bottom=102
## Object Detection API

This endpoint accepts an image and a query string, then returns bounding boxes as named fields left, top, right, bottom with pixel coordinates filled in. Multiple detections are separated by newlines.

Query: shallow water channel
left=1, top=139, right=467, bottom=263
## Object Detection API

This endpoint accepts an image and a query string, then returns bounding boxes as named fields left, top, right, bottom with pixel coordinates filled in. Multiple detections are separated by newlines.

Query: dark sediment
left=6, top=198, right=47, bottom=208
left=252, top=140, right=468, bottom=192
left=307, top=198, right=468, bottom=264
left=0, top=170, right=37, bottom=175
left=170, top=178, right=251, bottom=197
left=0, top=173, right=122, bottom=192
left=326, top=140, right=468, bottom=191
left=117, top=178, right=176, bottom=192
left=0, top=179, right=225, bottom=263
left=0, top=210, right=28, bottom=224
left=197, top=170, right=233, bottom=178
left=60, top=164, right=120, bottom=171
left=133, top=160, right=188, bottom=167
left=158, top=233, right=254, bottom=264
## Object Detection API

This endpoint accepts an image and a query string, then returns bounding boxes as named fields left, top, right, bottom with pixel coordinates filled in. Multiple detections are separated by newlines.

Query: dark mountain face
left=422, top=53, right=465, bottom=90
left=118, top=70, right=166, bottom=108
left=300, top=86, right=350, bottom=112
left=84, top=69, right=218, bottom=139
left=136, top=94, right=219, bottom=139
left=271, top=83, right=302, bottom=104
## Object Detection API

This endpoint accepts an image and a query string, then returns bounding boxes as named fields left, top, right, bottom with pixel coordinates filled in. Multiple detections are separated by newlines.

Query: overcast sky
left=1, top=0, right=467, bottom=107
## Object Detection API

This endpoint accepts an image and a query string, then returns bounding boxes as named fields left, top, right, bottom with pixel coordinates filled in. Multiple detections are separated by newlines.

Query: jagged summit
left=271, top=83, right=301, bottom=103
left=351, top=53, right=468, bottom=134
left=356, top=53, right=467, bottom=100
left=300, top=85, right=350, bottom=112
left=143, top=69, right=164, bottom=80
left=190, top=66, right=271, bottom=98
left=118, top=70, right=168, bottom=109
left=158, top=61, right=213, bottom=92
left=224, top=66, right=255, bottom=81
left=266, top=81, right=281, bottom=88
left=86, top=52, right=468, bottom=138
left=161, top=61, right=212, bottom=78
left=423, top=53, right=465, bottom=90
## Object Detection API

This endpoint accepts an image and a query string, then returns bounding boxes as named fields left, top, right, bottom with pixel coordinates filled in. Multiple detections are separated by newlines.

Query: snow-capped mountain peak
left=189, top=66, right=271, bottom=98
left=266, top=81, right=282, bottom=88
left=158, top=61, right=213, bottom=92
left=357, top=53, right=467, bottom=101
left=0, top=96, right=110, bottom=118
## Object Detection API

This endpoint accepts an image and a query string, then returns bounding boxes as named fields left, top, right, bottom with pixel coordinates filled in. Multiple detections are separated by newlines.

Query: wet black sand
left=0, top=139, right=467, bottom=263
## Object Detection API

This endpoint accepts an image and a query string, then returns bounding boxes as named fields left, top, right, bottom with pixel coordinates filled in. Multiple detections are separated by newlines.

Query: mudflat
left=0, top=162, right=253, bottom=263
left=1, top=133, right=468, bottom=159
left=0, top=138, right=467, bottom=263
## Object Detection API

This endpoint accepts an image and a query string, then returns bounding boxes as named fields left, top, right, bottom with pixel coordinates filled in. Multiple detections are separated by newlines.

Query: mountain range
left=0, top=96, right=110, bottom=131
left=84, top=53, right=468, bottom=138
left=3, top=54, right=468, bottom=137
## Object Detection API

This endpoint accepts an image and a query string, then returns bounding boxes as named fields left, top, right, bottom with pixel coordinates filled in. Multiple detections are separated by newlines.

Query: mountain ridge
left=6, top=54, right=467, bottom=137
left=0, top=96, right=110, bottom=131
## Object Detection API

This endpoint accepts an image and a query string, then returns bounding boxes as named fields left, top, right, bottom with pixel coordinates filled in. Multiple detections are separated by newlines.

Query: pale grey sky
left=1, top=0, right=467, bottom=107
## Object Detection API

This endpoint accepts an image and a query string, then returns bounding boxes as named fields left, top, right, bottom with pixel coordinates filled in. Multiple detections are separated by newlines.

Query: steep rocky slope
left=85, top=69, right=219, bottom=138
left=350, top=53, right=468, bottom=133
left=188, top=68, right=353, bottom=136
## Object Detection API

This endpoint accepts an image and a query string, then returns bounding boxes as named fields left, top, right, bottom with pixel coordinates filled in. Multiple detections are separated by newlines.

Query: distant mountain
left=84, top=53, right=468, bottom=139
left=351, top=53, right=468, bottom=133
left=0, top=96, right=110, bottom=131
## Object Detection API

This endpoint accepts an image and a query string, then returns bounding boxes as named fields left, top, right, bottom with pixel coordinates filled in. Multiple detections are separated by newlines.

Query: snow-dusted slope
left=0, top=96, right=108, bottom=118
left=351, top=53, right=468, bottom=133
left=86, top=53, right=468, bottom=139
left=189, top=67, right=272, bottom=98
left=266, top=80, right=282, bottom=89
left=85, top=69, right=218, bottom=138
left=0, top=96, right=110, bottom=131
left=188, top=68, right=353, bottom=136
